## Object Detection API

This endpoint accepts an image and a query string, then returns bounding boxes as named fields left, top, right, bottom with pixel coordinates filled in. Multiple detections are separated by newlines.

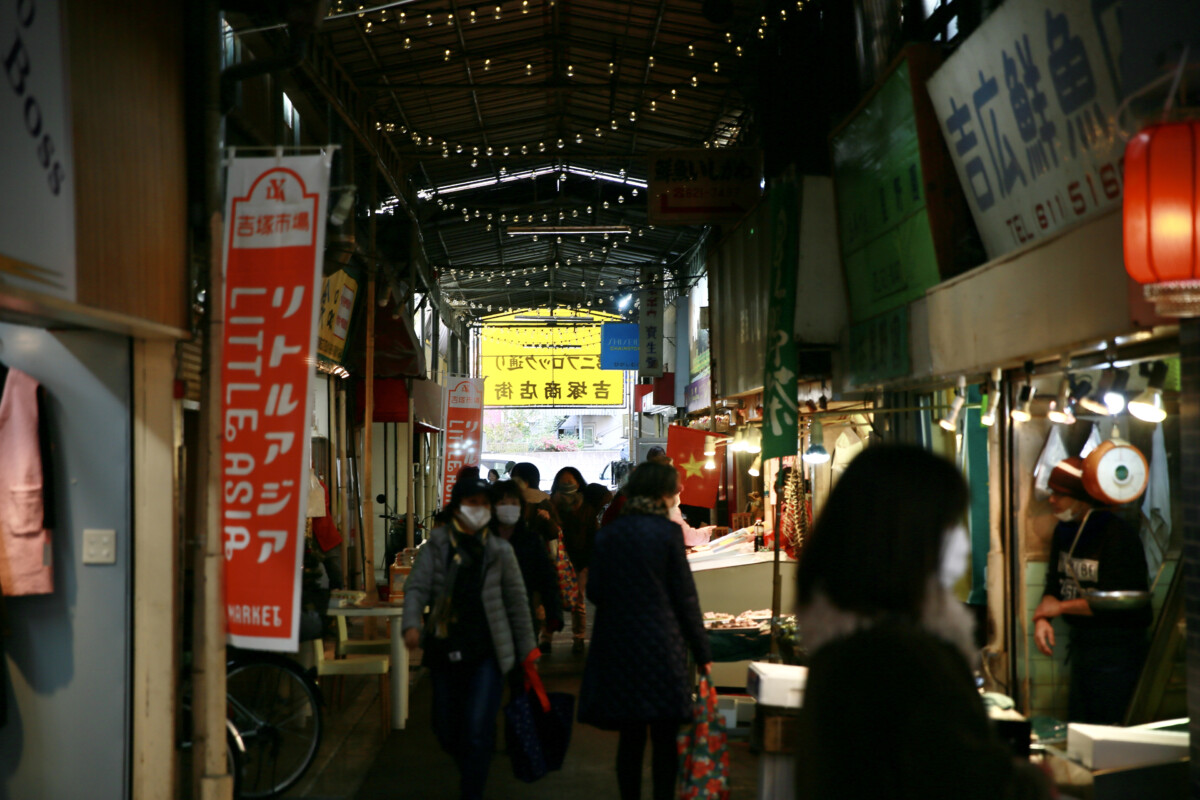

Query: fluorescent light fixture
left=1010, top=384, right=1034, bottom=423
left=1129, top=361, right=1169, bottom=423
left=802, top=420, right=830, bottom=464
left=507, top=225, right=631, bottom=236
left=980, top=368, right=1002, bottom=427
left=512, top=315, right=595, bottom=323
left=939, top=376, right=967, bottom=432
left=747, top=455, right=761, bottom=476
left=417, top=165, right=647, bottom=199
left=617, top=294, right=632, bottom=310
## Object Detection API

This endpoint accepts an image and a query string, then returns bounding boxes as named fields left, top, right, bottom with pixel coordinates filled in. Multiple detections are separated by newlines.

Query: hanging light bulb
left=403, top=36, right=412, bottom=48
left=803, top=420, right=830, bottom=464
left=525, top=63, right=533, bottom=75
left=1129, top=361, right=1169, bottom=422
left=691, top=75, right=699, bottom=87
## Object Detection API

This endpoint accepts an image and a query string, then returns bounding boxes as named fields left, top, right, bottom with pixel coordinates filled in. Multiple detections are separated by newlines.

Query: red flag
left=666, top=425, right=720, bottom=507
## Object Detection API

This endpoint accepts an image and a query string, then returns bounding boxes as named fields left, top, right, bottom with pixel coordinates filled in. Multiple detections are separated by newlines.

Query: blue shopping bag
left=505, top=662, right=575, bottom=782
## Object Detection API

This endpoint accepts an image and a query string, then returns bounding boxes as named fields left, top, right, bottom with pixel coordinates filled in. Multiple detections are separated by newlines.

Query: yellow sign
left=318, top=269, right=358, bottom=364
left=481, top=308, right=626, bottom=407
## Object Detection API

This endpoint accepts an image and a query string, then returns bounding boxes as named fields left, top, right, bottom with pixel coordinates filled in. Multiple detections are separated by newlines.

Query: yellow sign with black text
left=481, top=308, right=626, bottom=407
left=318, top=269, right=358, bottom=364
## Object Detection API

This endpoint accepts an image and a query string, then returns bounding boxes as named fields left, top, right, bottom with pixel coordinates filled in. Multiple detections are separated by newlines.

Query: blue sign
left=600, top=323, right=640, bottom=370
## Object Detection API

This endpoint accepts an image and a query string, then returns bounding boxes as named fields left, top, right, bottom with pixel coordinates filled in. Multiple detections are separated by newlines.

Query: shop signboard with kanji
left=317, top=268, right=358, bottom=364
left=832, top=58, right=942, bottom=324
left=440, top=377, right=485, bottom=506
left=220, top=153, right=330, bottom=652
left=648, top=149, right=763, bottom=225
left=638, top=267, right=664, bottom=378
left=927, top=0, right=1124, bottom=260
left=846, top=305, right=911, bottom=387
left=480, top=308, right=626, bottom=407
left=761, top=180, right=800, bottom=460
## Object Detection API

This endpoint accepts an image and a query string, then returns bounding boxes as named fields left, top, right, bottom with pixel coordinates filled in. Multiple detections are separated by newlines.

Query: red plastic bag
left=676, top=676, right=730, bottom=800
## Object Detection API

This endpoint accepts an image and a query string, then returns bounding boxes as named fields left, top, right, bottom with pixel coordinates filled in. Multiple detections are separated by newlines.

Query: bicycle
left=225, top=646, right=324, bottom=798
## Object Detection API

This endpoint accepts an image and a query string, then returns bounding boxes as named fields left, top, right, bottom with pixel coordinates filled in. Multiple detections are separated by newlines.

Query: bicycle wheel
left=226, top=653, right=322, bottom=798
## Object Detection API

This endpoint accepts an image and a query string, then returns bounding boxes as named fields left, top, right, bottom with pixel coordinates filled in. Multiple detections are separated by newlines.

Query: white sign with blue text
left=926, top=0, right=1124, bottom=260
left=600, top=322, right=640, bottom=371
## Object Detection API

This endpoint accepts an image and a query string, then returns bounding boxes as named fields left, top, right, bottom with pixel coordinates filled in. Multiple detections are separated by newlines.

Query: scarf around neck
left=621, top=495, right=672, bottom=519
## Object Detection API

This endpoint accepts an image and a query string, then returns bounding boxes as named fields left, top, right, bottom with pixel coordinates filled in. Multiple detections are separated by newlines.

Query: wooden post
left=406, top=380, right=415, bottom=550
left=361, top=268, right=378, bottom=603
left=336, top=385, right=350, bottom=588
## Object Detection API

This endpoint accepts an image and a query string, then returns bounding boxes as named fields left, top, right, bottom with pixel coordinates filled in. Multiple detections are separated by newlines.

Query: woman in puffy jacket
left=401, top=475, right=538, bottom=800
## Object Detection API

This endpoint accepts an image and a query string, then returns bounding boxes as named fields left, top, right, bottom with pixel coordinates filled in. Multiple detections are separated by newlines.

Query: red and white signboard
left=221, top=154, right=330, bottom=652
left=440, top=377, right=485, bottom=507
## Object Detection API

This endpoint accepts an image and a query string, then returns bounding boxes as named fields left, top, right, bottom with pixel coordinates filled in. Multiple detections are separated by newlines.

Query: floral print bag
left=554, top=530, right=584, bottom=615
left=677, top=676, right=730, bottom=800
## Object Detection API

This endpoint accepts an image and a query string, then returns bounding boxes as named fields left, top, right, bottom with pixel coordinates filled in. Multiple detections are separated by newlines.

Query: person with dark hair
left=491, top=480, right=563, bottom=642
left=486, top=468, right=500, bottom=484
left=551, top=465, right=599, bottom=654
left=510, top=461, right=563, bottom=652
left=795, top=444, right=1050, bottom=800
left=401, top=475, right=537, bottom=800
left=579, top=461, right=712, bottom=800
left=583, top=482, right=614, bottom=518
left=1034, top=457, right=1150, bottom=724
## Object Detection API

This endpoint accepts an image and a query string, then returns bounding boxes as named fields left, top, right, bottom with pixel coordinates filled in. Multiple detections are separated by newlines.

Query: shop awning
left=345, top=304, right=427, bottom=379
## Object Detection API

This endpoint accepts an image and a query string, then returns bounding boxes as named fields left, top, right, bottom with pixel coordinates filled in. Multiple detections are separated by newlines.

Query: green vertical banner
left=762, top=180, right=800, bottom=461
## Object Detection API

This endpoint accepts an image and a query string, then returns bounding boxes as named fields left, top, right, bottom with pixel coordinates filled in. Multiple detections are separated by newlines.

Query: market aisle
left=354, top=627, right=761, bottom=799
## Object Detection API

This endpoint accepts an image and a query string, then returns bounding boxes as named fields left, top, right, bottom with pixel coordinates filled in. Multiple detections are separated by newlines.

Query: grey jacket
left=401, top=523, right=537, bottom=673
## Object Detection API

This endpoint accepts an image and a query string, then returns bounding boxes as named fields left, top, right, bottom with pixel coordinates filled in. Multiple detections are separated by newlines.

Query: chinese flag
left=666, top=425, right=720, bottom=507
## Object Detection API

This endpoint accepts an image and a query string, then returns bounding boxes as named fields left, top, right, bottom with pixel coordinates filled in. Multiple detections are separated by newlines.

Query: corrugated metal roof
left=320, top=0, right=749, bottom=319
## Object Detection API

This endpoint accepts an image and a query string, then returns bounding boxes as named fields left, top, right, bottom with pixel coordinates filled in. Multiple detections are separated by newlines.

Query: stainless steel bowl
left=1084, top=590, right=1152, bottom=612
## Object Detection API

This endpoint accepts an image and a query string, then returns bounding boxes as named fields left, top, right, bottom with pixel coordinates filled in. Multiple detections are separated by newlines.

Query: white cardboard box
left=746, top=663, right=807, bottom=709
left=1066, top=722, right=1189, bottom=770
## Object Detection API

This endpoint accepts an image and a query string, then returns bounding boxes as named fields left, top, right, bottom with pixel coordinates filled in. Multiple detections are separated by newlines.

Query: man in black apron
left=1033, top=457, right=1151, bottom=724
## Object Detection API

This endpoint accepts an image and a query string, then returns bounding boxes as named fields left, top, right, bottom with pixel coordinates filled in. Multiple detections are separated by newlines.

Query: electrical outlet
left=83, top=529, right=117, bottom=565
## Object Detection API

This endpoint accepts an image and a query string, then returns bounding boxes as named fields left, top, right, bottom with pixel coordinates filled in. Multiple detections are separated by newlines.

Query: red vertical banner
left=221, top=154, right=330, bottom=652
left=440, top=377, right=485, bottom=506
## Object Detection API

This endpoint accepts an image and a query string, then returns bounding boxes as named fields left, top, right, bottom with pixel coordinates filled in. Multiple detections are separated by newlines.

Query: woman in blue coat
left=578, top=462, right=712, bottom=800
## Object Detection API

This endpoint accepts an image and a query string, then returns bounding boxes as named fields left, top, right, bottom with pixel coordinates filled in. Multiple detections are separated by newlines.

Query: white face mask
left=1054, top=508, right=1078, bottom=522
left=495, top=505, right=521, bottom=526
left=939, top=524, right=970, bottom=589
left=458, top=505, right=492, bottom=531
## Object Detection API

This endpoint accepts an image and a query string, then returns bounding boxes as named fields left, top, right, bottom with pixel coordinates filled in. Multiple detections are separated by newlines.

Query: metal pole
left=361, top=268, right=377, bottom=602
left=406, top=379, right=415, bottom=550
left=336, top=385, right=350, bottom=587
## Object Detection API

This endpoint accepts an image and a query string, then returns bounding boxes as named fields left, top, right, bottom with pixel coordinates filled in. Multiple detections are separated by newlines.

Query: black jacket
left=578, top=512, right=711, bottom=729
left=504, top=518, right=562, bottom=630
left=797, top=621, right=1050, bottom=800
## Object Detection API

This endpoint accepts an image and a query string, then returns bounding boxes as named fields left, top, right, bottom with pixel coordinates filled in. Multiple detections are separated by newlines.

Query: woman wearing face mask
left=551, top=466, right=599, bottom=654
left=795, top=445, right=1050, bottom=800
left=491, top=480, right=563, bottom=644
left=578, top=462, right=712, bottom=800
left=1034, top=457, right=1151, bottom=724
left=401, top=475, right=538, bottom=800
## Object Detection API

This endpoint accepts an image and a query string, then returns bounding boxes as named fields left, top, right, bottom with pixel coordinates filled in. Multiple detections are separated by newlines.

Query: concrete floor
left=287, top=625, right=762, bottom=799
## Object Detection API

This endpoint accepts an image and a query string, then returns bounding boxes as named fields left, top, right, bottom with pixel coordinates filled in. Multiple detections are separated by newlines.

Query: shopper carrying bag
left=505, top=657, right=575, bottom=782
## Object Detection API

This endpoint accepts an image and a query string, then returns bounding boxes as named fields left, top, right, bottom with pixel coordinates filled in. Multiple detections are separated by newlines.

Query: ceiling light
left=1078, top=368, right=1116, bottom=415
left=1103, top=369, right=1130, bottom=414
left=803, top=420, right=829, bottom=464
left=747, top=455, right=761, bottom=477
left=506, top=225, right=631, bottom=236
left=617, top=294, right=632, bottom=310
left=980, top=368, right=1002, bottom=427
left=1010, top=385, right=1034, bottom=423
left=703, top=436, right=717, bottom=457
left=1129, top=361, right=1169, bottom=423
left=1046, top=375, right=1074, bottom=425
left=939, top=376, right=967, bottom=432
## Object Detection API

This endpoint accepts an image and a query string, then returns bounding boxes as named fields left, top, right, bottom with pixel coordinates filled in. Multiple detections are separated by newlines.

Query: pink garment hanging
left=0, top=368, right=52, bottom=596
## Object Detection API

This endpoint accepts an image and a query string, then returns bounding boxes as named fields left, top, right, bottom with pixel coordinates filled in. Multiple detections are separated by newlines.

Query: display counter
left=689, top=548, right=797, bottom=687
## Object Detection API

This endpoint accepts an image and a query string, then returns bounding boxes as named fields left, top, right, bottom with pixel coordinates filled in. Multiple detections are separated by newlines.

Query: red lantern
left=1124, top=121, right=1200, bottom=316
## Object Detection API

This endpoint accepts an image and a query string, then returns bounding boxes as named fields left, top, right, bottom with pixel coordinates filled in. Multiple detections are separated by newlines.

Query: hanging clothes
left=0, top=367, right=53, bottom=596
left=1140, top=423, right=1171, bottom=583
